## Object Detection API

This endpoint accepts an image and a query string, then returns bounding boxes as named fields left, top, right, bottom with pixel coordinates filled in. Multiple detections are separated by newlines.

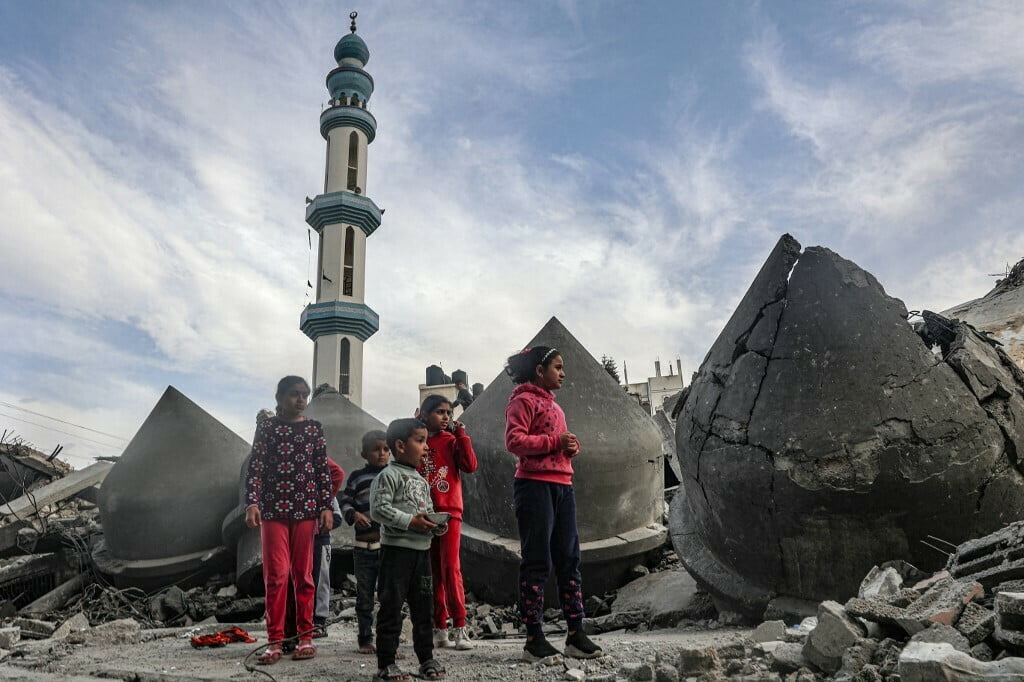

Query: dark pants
left=353, top=546, right=381, bottom=645
left=376, top=545, right=433, bottom=668
left=514, top=478, right=584, bottom=637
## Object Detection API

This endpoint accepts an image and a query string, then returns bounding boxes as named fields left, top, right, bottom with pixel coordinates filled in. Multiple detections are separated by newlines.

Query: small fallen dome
left=95, top=386, right=250, bottom=588
left=671, top=235, right=1024, bottom=619
left=943, top=256, right=1024, bottom=370
left=460, top=316, right=666, bottom=604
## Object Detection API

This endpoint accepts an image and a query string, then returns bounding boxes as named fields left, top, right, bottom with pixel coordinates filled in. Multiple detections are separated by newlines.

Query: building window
left=316, top=233, right=325, bottom=298
left=347, top=132, right=359, bottom=191
left=343, top=226, right=355, bottom=296
left=339, top=338, right=351, bottom=395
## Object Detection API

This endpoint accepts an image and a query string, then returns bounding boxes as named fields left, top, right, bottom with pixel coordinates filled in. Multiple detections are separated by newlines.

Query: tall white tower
left=300, top=12, right=381, bottom=406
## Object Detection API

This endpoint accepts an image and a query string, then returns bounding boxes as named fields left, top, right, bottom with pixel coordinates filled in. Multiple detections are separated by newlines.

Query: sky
left=1, top=1, right=1022, bottom=468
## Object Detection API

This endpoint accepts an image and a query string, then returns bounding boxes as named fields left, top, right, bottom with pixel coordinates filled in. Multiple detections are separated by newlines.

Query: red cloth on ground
left=261, top=518, right=317, bottom=643
left=505, top=383, right=576, bottom=486
left=430, top=518, right=467, bottom=628
left=418, top=429, right=477, bottom=519
left=190, top=627, right=256, bottom=648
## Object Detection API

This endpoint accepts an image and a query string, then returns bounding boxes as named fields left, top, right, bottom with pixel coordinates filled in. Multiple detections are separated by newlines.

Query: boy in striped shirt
left=340, top=430, right=390, bottom=654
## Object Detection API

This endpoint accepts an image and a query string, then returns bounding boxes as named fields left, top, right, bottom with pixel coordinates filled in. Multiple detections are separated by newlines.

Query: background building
left=626, top=358, right=684, bottom=415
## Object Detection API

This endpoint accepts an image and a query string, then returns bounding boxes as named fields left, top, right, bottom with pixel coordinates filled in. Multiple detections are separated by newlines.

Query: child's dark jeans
left=375, top=545, right=433, bottom=668
left=514, top=478, right=585, bottom=637
left=353, top=545, right=381, bottom=645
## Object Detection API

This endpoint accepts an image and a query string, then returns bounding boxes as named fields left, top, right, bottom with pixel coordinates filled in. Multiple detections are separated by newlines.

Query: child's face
left=422, top=403, right=452, bottom=433
left=362, top=440, right=390, bottom=468
left=394, top=428, right=429, bottom=468
left=277, top=383, right=310, bottom=419
left=535, top=355, right=565, bottom=391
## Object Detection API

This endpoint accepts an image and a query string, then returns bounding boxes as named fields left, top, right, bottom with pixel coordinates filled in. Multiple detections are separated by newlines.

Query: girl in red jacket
left=418, top=394, right=478, bottom=651
left=504, top=347, right=603, bottom=662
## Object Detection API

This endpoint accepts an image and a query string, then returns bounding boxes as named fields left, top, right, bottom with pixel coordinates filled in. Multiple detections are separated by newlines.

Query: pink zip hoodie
left=504, top=383, right=577, bottom=486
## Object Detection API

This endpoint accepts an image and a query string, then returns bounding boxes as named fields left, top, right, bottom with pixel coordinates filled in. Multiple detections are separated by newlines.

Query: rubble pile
left=944, top=255, right=1024, bottom=370
left=671, top=234, right=1024, bottom=619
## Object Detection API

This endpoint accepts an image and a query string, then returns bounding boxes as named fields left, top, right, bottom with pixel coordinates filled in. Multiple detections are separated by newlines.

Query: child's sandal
left=419, top=659, right=446, bottom=680
left=256, top=646, right=283, bottom=665
left=292, top=641, right=317, bottom=660
left=372, top=664, right=410, bottom=681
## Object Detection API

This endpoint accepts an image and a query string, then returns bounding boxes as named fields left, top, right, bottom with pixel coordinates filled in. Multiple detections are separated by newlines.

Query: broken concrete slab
left=899, top=641, right=1024, bottom=681
left=676, top=647, right=722, bottom=677
left=67, top=618, right=140, bottom=645
left=908, top=624, right=970, bottom=652
left=671, top=235, right=1024, bottom=617
left=95, top=386, right=250, bottom=590
left=802, top=601, right=866, bottom=673
left=611, top=569, right=702, bottom=627
left=944, top=256, right=1024, bottom=370
left=0, top=627, right=18, bottom=649
left=996, top=591, right=1024, bottom=650
left=957, top=601, right=996, bottom=646
left=752, top=620, right=786, bottom=643
left=765, top=641, right=808, bottom=674
left=949, top=521, right=1024, bottom=591
left=52, top=613, right=90, bottom=641
left=858, top=566, right=902, bottom=601
left=460, top=317, right=666, bottom=603
left=0, top=462, right=112, bottom=522
left=12, top=617, right=55, bottom=639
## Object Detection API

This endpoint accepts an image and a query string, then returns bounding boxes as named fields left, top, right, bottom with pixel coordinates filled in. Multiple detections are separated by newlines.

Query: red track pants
left=261, top=518, right=317, bottom=643
left=430, top=518, right=467, bottom=628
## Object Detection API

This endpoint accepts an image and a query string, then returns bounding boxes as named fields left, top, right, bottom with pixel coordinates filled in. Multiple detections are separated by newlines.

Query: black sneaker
left=564, top=630, right=602, bottom=659
left=522, top=634, right=561, bottom=662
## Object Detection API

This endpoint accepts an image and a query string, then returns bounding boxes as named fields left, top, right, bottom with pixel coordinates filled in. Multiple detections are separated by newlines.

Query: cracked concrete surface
left=670, top=234, right=1024, bottom=619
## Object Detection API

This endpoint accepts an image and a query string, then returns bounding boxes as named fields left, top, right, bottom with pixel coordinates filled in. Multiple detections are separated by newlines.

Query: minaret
left=300, top=11, right=381, bottom=407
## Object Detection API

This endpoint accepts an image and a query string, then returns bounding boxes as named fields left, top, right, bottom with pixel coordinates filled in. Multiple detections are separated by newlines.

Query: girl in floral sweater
left=245, top=376, right=334, bottom=664
left=504, top=346, right=602, bottom=662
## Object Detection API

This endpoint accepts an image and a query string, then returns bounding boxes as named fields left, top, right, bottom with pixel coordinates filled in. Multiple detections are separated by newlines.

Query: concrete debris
left=943, top=255, right=1024, bottom=370
left=899, top=641, right=1024, bottom=681
left=12, top=617, right=55, bottom=639
left=96, top=386, right=250, bottom=590
left=765, top=641, right=808, bottom=673
left=949, top=520, right=1024, bottom=591
left=461, top=316, right=666, bottom=603
left=676, top=646, right=722, bottom=676
left=0, top=627, right=18, bottom=649
left=671, top=234, right=1024, bottom=618
left=996, top=591, right=1024, bottom=650
left=908, top=624, right=970, bottom=652
left=611, top=569, right=703, bottom=627
left=752, top=620, right=786, bottom=643
left=957, top=601, right=996, bottom=646
left=858, top=566, right=902, bottom=601
left=802, top=601, right=866, bottom=673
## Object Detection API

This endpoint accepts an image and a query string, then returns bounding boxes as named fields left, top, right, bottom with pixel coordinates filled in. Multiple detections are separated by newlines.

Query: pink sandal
left=257, top=645, right=283, bottom=665
left=292, top=641, right=317, bottom=660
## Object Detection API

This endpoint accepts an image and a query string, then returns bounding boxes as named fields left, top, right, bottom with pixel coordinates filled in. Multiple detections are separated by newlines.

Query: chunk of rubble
left=802, top=600, right=866, bottom=673
left=943, top=255, right=1024, bottom=370
left=996, top=591, right=1024, bottom=650
left=858, top=566, right=902, bottom=601
left=949, top=520, right=1024, bottom=591
left=846, top=577, right=982, bottom=635
left=460, top=317, right=666, bottom=603
left=95, top=387, right=250, bottom=589
left=899, top=641, right=1024, bottom=681
left=908, top=624, right=970, bottom=652
left=957, top=601, right=996, bottom=646
left=670, top=234, right=1024, bottom=618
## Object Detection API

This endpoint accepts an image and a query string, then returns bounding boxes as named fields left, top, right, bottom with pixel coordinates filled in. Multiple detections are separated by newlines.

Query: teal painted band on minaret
left=319, top=106, right=377, bottom=142
left=300, top=301, right=379, bottom=342
left=305, top=191, right=382, bottom=236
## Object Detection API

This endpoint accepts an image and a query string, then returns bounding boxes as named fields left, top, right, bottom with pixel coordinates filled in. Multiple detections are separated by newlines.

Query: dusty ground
left=0, top=618, right=753, bottom=681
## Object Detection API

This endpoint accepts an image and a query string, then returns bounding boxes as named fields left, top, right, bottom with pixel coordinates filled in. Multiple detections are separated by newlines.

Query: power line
left=0, top=401, right=127, bottom=441
left=0, top=411, right=124, bottom=452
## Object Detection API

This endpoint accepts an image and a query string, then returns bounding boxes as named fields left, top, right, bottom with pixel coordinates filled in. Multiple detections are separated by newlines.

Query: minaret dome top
left=334, top=12, right=370, bottom=66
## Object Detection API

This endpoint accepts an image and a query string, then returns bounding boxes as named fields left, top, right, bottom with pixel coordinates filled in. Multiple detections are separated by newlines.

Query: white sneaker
left=433, top=628, right=451, bottom=648
left=453, top=626, right=474, bottom=650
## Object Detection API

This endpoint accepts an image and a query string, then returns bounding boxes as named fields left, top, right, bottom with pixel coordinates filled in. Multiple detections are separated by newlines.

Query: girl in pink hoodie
left=504, top=346, right=603, bottom=662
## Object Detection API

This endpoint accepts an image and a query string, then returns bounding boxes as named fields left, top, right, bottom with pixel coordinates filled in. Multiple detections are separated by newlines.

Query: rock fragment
left=899, top=641, right=1024, bottom=681
left=956, top=601, right=996, bottom=646
left=676, top=647, right=722, bottom=677
left=996, top=591, right=1024, bottom=650
left=908, top=624, right=970, bottom=652
left=802, top=601, right=866, bottom=673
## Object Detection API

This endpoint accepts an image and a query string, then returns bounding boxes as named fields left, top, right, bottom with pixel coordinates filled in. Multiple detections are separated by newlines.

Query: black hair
left=420, top=394, right=452, bottom=417
left=386, top=418, right=427, bottom=454
left=275, top=376, right=310, bottom=414
left=504, top=346, right=560, bottom=384
left=360, top=429, right=387, bottom=454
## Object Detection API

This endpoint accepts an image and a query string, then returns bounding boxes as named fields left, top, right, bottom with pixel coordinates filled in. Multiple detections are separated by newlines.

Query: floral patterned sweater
left=504, top=383, right=578, bottom=486
left=245, top=417, right=333, bottom=521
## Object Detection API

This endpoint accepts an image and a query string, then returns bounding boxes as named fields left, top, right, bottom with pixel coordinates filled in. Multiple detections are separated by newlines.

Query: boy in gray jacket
left=370, top=418, right=447, bottom=681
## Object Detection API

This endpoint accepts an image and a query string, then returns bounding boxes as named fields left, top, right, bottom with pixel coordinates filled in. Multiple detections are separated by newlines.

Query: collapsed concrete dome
left=222, top=385, right=385, bottom=594
left=670, top=234, right=1024, bottom=619
left=95, top=386, right=250, bottom=588
left=460, top=316, right=666, bottom=604
left=943, top=256, right=1024, bottom=370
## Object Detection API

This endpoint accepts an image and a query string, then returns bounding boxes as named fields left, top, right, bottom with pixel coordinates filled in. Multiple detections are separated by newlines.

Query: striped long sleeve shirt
left=339, top=464, right=386, bottom=541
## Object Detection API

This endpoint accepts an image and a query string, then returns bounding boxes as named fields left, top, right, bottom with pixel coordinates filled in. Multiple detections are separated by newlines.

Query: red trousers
left=261, top=518, right=317, bottom=643
left=430, top=518, right=467, bottom=628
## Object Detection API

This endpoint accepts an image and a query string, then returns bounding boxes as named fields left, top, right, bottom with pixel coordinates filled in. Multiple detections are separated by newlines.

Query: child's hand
left=559, top=432, right=578, bottom=449
left=432, top=522, right=449, bottom=536
left=566, top=439, right=580, bottom=457
left=320, top=509, right=334, bottom=532
left=409, top=514, right=438, bottom=533
left=352, top=511, right=373, bottom=529
left=451, top=420, right=466, bottom=434
left=245, top=504, right=261, bottom=528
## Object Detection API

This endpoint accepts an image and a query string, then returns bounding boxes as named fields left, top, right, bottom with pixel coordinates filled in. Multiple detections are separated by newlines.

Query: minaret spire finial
left=349, top=11, right=358, bottom=33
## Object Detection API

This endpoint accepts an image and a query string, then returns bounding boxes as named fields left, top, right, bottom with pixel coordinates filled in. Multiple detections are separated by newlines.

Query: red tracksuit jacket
left=418, top=428, right=478, bottom=520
